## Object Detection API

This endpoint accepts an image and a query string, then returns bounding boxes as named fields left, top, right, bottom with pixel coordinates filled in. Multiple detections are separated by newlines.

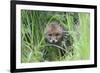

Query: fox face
left=45, top=22, right=64, bottom=44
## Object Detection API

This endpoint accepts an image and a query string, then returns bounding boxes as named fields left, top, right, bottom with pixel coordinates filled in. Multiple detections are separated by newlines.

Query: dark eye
left=48, top=34, right=52, bottom=36
left=55, top=33, right=60, bottom=36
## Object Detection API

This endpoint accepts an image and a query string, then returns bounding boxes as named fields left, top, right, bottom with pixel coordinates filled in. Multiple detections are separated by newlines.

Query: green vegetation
left=21, top=10, right=90, bottom=63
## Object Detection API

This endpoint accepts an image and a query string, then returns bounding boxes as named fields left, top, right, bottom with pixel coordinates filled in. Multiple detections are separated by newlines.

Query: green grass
left=21, top=10, right=90, bottom=63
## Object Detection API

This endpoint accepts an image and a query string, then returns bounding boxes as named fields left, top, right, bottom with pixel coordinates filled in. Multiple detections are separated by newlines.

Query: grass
left=21, top=10, right=90, bottom=63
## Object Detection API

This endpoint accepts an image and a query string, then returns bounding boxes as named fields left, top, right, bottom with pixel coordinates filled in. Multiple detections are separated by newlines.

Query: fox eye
left=48, top=34, right=52, bottom=36
left=55, top=33, right=60, bottom=36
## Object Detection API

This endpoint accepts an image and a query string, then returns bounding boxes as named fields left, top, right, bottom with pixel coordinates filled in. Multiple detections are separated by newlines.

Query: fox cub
left=44, top=21, right=73, bottom=61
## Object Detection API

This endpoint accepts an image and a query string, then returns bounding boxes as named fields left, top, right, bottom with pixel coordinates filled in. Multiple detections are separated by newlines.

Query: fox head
left=45, top=22, right=64, bottom=44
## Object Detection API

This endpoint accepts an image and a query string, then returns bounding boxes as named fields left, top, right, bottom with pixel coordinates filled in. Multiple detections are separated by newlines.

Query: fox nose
left=50, top=39, right=57, bottom=43
left=52, top=40, right=55, bottom=43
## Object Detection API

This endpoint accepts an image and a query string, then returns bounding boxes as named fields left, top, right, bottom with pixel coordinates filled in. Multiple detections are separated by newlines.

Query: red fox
left=45, top=21, right=64, bottom=44
left=44, top=21, right=73, bottom=58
